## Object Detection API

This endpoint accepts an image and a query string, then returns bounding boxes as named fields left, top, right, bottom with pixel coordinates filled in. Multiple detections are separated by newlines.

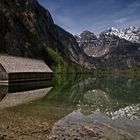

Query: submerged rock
left=47, top=110, right=140, bottom=140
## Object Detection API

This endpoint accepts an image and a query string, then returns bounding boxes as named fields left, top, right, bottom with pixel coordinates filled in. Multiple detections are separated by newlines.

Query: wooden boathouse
left=0, top=55, right=53, bottom=82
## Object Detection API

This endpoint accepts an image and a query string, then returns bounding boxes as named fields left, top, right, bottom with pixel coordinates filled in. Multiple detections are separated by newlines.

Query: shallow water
left=0, top=75, right=140, bottom=140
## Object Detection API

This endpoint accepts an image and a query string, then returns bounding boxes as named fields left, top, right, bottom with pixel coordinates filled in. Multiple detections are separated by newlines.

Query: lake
left=0, top=75, right=140, bottom=140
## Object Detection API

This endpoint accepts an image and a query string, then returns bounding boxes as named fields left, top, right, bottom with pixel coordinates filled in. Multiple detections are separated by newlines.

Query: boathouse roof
left=0, top=55, right=53, bottom=73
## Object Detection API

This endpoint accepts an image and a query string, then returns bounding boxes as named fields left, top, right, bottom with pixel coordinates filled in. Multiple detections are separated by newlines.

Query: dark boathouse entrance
left=0, top=55, right=53, bottom=82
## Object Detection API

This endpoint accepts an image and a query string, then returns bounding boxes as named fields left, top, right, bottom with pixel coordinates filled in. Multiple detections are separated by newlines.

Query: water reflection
left=0, top=80, right=53, bottom=109
left=0, top=76, right=139, bottom=140
left=79, top=77, right=140, bottom=118
left=8, top=80, right=53, bottom=93
left=46, top=76, right=140, bottom=140
left=46, top=76, right=140, bottom=119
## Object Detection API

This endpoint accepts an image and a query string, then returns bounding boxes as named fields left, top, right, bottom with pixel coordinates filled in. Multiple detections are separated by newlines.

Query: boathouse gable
left=0, top=55, right=53, bottom=82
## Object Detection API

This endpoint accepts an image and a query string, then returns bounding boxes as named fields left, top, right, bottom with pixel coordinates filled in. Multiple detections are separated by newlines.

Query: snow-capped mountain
left=75, top=27, right=140, bottom=58
left=103, top=26, right=140, bottom=44
left=75, top=27, right=140, bottom=69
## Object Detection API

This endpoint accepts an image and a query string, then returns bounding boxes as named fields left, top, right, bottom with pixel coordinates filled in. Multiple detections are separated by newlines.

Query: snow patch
left=104, top=26, right=140, bottom=44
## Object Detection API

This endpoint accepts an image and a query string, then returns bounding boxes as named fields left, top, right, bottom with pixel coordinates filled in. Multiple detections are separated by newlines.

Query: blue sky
left=38, top=0, right=140, bottom=35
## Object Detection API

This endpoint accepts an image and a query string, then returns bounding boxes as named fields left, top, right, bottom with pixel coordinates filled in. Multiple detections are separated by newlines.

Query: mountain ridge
left=103, top=26, right=140, bottom=44
left=0, top=0, right=139, bottom=71
left=75, top=27, right=140, bottom=69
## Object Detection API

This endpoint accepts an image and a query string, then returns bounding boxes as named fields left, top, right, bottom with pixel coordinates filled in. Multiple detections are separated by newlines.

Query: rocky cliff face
left=99, top=38, right=140, bottom=69
left=0, top=0, right=55, bottom=56
left=75, top=28, right=140, bottom=69
left=0, top=0, right=91, bottom=73
left=75, top=31, right=98, bottom=57
left=55, top=25, right=84, bottom=64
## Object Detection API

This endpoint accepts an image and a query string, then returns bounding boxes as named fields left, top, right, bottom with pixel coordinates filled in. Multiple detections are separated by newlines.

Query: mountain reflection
left=46, top=76, right=140, bottom=140
left=46, top=76, right=140, bottom=119
left=0, top=76, right=139, bottom=140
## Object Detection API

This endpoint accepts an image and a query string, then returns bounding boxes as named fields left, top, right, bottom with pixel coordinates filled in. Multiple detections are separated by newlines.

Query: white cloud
left=114, top=17, right=128, bottom=23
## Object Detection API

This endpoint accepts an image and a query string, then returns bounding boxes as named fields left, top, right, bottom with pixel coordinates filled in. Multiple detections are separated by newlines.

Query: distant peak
left=82, top=30, right=93, bottom=33
left=103, top=26, right=140, bottom=43
left=110, top=27, right=117, bottom=30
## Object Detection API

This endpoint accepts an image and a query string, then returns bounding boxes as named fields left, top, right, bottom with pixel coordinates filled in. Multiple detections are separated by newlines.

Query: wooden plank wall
left=0, top=64, right=8, bottom=80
